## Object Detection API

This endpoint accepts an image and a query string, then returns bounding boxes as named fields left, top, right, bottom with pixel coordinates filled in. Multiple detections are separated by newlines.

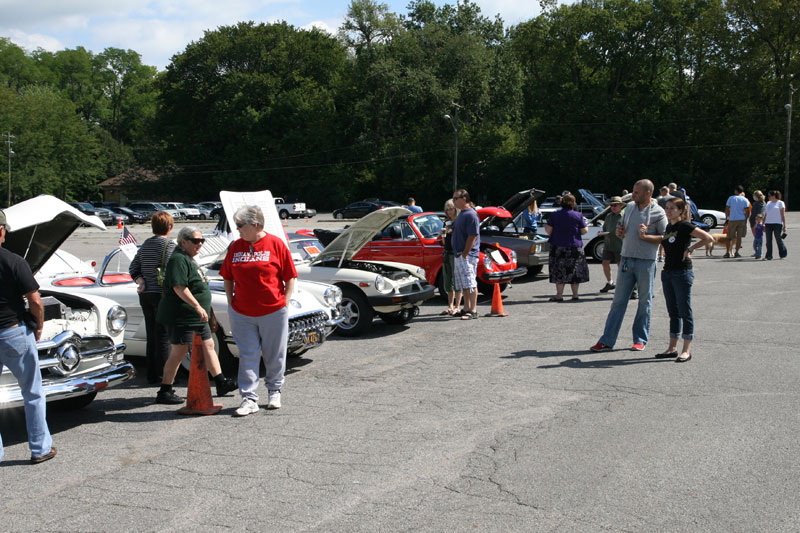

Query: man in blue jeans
left=0, top=209, right=56, bottom=464
left=591, top=180, right=667, bottom=352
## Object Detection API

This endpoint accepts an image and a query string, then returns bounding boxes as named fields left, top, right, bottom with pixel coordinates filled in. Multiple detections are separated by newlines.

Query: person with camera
left=763, top=190, right=787, bottom=260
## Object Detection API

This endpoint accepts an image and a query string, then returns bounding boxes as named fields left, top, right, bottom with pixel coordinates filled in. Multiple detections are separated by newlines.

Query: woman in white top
left=763, top=190, right=787, bottom=260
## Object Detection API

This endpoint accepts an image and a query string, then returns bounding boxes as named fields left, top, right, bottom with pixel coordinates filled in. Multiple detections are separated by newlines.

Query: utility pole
left=443, top=103, right=462, bottom=193
left=4, top=132, right=14, bottom=207
left=785, top=84, right=795, bottom=207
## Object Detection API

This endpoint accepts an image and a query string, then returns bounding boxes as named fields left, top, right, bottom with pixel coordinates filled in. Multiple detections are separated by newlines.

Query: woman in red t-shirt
left=220, top=206, right=297, bottom=417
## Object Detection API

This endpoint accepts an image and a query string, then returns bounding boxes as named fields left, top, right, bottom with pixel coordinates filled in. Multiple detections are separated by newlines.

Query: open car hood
left=314, top=207, right=410, bottom=263
left=501, top=188, right=546, bottom=217
left=3, top=195, right=106, bottom=274
left=477, top=207, right=512, bottom=221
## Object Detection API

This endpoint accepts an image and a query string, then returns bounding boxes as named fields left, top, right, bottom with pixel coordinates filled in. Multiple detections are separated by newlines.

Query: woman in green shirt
left=155, top=226, right=236, bottom=404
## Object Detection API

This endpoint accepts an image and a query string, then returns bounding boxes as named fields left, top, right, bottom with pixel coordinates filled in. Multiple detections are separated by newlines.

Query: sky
left=0, top=0, right=543, bottom=71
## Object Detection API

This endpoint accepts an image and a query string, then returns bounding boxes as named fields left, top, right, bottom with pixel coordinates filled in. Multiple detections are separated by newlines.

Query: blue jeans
left=752, top=237, right=763, bottom=257
left=0, top=324, right=53, bottom=461
left=599, top=257, right=656, bottom=347
left=764, top=224, right=787, bottom=259
left=661, top=269, right=695, bottom=340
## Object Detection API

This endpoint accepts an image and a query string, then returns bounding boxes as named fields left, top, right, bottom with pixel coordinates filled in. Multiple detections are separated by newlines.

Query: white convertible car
left=0, top=196, right=134, bottom=410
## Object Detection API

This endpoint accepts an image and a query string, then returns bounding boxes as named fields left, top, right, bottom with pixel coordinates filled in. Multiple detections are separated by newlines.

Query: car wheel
left=477, top=281, right=507, bottom=296
left=213, top=213, right=220, bottom=220
left=53, top=391, right=97, bottom=410
left=199, top=214, right=207, bottom=220
left=279, top=210, right=289, bottom=220
left=701, top=214, right=716, bottom=228
left=335, top=212, right=344, bottom=220
left=587, top=238, right=604, bottom=262
left=335, top=286, right=373, bottom=337
left=528, top=264, right=544, bottom=276
left=436, top=272, right=447, bottom=298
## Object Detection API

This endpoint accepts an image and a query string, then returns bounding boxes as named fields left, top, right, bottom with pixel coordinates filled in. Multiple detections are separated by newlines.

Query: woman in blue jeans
left=656, top=198, right=712, bottom=362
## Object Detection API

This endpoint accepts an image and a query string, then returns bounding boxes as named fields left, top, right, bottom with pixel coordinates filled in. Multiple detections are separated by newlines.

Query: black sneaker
left=156, top=390, right=184, bottom=404
left=216, top=377, right=238, bottom=397
left=630, top=290, right=638, bottom=300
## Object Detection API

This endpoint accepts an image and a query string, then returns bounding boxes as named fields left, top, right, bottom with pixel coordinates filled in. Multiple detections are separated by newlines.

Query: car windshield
left=77, top=202, right=94, bottom=210
left=153, top=203, right=167, bottom=210
left=412, top=214, right=444, bottom=239
left=288, top=238, right=323, bottom=261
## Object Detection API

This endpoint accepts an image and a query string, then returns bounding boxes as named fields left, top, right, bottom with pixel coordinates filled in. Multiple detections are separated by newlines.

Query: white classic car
left=210, top=191, right=437, bottom=337
left=37, top=240, right=344, bottom=370
left=0, top=196, right=134, bottom=410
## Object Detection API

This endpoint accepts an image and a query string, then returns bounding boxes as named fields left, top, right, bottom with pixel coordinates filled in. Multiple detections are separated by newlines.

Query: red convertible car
left=344, top=212, right=527, bottom=296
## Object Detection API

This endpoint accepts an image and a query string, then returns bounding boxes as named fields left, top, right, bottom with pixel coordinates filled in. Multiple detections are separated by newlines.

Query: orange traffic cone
left=486, top=283, right=508, bottom=317
left=117, top=218, right=123, bottom=229
left=177, top=333, right=223, bottom=415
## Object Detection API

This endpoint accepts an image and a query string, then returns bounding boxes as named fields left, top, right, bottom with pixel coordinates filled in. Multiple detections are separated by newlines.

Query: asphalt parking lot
left=1, top=213, right=798, bottom=531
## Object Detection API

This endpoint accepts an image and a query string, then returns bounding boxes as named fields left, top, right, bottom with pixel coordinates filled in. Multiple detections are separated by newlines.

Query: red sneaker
left=631, top=343, right=646, bottom=351
left=590, top=342, right=612, bottom=352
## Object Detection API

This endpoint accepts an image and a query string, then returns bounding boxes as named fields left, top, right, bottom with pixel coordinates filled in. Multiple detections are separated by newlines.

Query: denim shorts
left=167, top=323, right=211, bottom=345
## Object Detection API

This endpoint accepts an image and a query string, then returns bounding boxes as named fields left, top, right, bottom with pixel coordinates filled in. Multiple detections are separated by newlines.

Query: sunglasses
left=187, top=237, right=206, bottom=245
left=452, top=195, right=463, bottom=200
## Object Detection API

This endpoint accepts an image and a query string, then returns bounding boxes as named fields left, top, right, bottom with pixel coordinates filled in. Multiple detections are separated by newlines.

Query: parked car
left=693, top=205, right=726, bottom=228
left=162, top=202, right=202, bottom=220
left=332, top=201, right=382, bottom=219
left=1, top=196, right=135, bottom=410
left=316, top=211, right=527, bottom=297
left=94, top=207, right=123, bottom=226
left=68, top=201, right=99, bottom=216
left=184, top=204, right=213, bottom=220
left=127, top=201, right=184, bottom=221
left=214, top=199, right=437, bottom=337
left=108, top=206, right=149, bottom=224
left=274, top=197, right=310, bottom=219
left=37, top=238, right=344, bottom=369
left=540, top=190, right=604, bottom=219
left=478, top=188, right=550, bottom=276
left=197, top=201, right=222, bottom=210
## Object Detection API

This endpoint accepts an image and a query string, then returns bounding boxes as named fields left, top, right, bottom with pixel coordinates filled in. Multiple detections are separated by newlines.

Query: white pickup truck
left=275, top=197, right=315, bottom=219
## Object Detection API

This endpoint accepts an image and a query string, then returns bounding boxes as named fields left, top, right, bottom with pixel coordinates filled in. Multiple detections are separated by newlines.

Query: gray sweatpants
left=229, top=306, right=288, bottom=402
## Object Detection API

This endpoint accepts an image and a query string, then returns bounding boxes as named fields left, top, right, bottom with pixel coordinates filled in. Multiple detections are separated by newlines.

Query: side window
left=400, top=220, right=417, bottom=240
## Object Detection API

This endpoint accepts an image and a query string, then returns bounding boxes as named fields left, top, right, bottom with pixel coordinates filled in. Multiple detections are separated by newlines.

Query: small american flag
left=118, top=227, right=137, bottom=246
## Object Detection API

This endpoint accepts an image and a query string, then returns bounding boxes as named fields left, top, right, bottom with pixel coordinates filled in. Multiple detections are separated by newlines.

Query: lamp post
left=443, top=103, right=461, bottom=193
left=785, top=84, right=795, bottom=207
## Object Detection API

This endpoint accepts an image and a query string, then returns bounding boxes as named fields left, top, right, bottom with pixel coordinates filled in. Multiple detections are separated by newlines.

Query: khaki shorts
left=727, top=219, right=747, bottom=242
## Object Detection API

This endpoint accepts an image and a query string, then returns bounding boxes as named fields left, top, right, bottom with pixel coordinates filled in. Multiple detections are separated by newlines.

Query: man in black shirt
left=0, top=209, right=56, bottom=464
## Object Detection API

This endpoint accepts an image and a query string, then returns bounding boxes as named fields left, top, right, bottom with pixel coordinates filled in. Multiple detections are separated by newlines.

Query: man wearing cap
left=600, top=197, right=625, bottom=292
left=0, top=209, right=56, bottom=464
left=591, top=180, right=667, bottom=352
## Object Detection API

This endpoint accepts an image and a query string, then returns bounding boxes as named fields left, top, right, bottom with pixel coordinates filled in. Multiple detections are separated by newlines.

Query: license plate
left=302, top=329, right=324, bottom=347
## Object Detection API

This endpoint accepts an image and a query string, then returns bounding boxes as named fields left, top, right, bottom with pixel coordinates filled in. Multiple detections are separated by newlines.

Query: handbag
left=155, top=240, right=168, bottom=286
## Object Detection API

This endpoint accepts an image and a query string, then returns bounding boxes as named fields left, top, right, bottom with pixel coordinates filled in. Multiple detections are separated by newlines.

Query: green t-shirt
left=602, top=211, right=623, bottom=253
left=156, top=248, right=211, bottom=327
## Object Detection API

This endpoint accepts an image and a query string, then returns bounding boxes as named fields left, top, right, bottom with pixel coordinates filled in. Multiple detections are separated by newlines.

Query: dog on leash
left=705, top=233, right=730, bottom=256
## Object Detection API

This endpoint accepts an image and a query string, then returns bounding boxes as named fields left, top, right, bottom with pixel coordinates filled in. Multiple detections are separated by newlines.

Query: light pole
left=4, top=132, right=14, bottom=207
left=785, top=84, right=795, bottom=207
left=444, top=103, right=461, bottom=193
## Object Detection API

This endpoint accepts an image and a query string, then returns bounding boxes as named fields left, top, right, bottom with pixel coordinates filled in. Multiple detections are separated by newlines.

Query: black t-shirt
left=661, top=221, right=695, bottom=270
left=0, top=247, right=40, bottom=329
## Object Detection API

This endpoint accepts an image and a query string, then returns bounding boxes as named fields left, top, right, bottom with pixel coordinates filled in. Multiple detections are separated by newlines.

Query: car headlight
left=483, top=255, right=493, bottom=271
left=324, top=286, right=343, bottom=306
left=510, top=250, right=518, bottom=262
left=374, top=275, right=388, bottom=292
left=106, top=305, right=127, bottom=335
left=529, top=243, right=537, bottom=254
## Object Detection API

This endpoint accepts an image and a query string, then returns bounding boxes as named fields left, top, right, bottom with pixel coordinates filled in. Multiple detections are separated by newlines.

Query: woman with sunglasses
left=221, top=206, right=297, bottom=417
left=155, top=226, right=237, bottom=404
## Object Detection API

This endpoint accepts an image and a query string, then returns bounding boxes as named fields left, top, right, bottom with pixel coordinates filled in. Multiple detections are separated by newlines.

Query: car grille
left=396, top=280, right=431, bottom=294
left=288, top=311, right=328, bottom=345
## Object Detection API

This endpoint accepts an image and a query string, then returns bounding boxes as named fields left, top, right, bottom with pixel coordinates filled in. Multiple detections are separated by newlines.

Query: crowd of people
left=0, top=182, right=789, bottom=463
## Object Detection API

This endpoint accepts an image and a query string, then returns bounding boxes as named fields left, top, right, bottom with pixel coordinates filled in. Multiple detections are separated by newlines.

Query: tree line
left=1, top=0, right=798, bottom=210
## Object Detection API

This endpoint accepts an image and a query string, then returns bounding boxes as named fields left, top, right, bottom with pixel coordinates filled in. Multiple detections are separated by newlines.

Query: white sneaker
left=234, top=398, right=259, bottom=417
left=267, top=390, right=281, bottom=410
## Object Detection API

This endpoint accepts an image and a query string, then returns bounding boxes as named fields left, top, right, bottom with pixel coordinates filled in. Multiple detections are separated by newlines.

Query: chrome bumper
left=482, top=266, right=528, bottom=281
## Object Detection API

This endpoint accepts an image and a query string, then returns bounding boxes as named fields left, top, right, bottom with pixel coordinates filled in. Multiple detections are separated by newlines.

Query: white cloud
left=3, top=28, right=63, bottom=53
